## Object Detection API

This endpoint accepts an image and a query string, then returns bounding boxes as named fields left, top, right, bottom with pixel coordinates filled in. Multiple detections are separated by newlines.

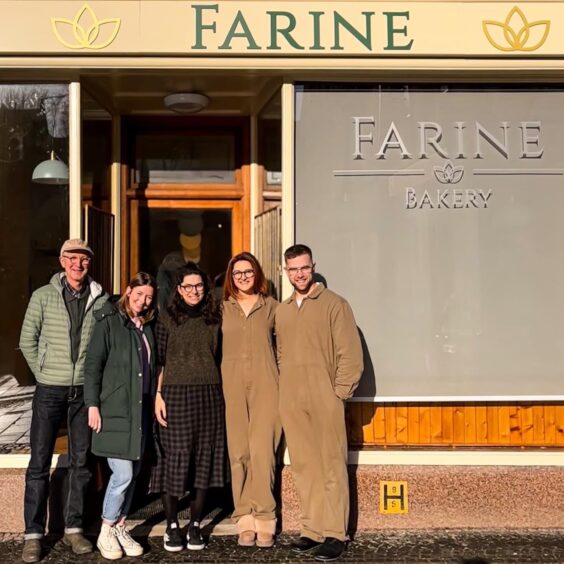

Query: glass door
left=122, top=117, right=250, bottom=292
left=129, top=199, right=242, bottom=306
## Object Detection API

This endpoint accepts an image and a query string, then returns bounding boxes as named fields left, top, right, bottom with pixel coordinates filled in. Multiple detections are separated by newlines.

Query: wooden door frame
left=129, top=198, right=243, bottom=278
left=120, top=116, right=251, bottom=290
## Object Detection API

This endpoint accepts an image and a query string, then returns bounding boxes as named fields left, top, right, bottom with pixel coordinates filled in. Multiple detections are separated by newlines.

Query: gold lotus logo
left=51, top=3, right=120, bottom=50
left=483, top=6, right=550, bottom=52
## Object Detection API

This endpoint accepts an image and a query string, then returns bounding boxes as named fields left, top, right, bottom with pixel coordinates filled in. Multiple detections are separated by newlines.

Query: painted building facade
left=0, top=0, right=563, bottom=529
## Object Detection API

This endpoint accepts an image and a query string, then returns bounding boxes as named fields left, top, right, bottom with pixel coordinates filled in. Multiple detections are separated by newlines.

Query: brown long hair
left=223, top=252, right=268, bottom=300
left=117, top=272, right=157, bottom=325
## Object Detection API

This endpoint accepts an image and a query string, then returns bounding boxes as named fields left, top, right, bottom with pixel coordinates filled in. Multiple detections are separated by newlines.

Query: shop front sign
left=0, top=1, right=560, bottom=57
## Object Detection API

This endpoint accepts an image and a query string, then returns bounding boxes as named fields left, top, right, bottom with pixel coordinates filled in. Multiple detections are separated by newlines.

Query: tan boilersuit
left=222, top=295, right=282, bottom=525
left=275, top=284, right=363, bottom=542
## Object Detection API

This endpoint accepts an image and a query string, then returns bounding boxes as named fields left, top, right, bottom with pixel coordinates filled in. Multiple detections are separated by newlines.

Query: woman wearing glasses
left=222, top=252, right=281, bottom=548
left=151, top=262, right=227, bottom=553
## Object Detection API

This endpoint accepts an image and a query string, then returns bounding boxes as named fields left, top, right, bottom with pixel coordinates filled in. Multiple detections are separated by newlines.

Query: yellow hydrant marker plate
left=379, top=481, right=408, bottom=514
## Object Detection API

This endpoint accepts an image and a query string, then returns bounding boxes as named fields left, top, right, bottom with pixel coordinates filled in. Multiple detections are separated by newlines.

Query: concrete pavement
left=1, top=529, right=563, bottom=563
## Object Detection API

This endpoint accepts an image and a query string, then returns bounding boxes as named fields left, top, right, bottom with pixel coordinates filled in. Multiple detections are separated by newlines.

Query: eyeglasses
left=179, top=283, right=205, bottom=293
left=285, top=265, right=314, bottom=276
left=62, top=254, right=91, bottom=265
left=232, top=269, right=255, bottom=280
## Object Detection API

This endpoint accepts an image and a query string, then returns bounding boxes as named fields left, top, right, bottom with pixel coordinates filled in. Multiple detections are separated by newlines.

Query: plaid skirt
left=150, top=384, right=229, bottom=496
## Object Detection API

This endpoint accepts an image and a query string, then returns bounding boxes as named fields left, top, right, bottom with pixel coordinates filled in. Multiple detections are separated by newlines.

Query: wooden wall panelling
left=373, top=405, right=387, bottom=444
left=347, top=403, right=564, bottom=447
left=544, top=404, right=557, bottom=444
left=396, top=405, right=409, bottom=444
left=418, top=405, right=432, bottom=444
left=556, top=405, right=564, bottom=444
left=463, top=403, right=476, bottom=444
left=475, top=404, right=488, bottom=444
left=407, top=403, right=420, bottom=444
left=498, top=405, right=512, bottom=445
left=385, top=404, right=398, bottom=444
left=452, top=404, right=466, bottom=444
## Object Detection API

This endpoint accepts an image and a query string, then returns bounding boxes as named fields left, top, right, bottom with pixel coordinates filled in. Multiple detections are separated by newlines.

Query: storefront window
left=258, top=91, right=282, bottom=210
left=82, top=90, right=111, bottom=212
left=0, top=84, right=69, bottom=385
left=255, top=90, right=282, bottom=299
left=81, top=90, right=113, bottom=293
left=295, top=84, right=564, bottom=400
left=137, top=207, right=232, bottom=308
left=134, top=132, right=236, bottom=185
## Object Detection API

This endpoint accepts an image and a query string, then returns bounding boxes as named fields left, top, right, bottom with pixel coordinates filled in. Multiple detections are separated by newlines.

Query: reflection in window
left=138, top=208, right=232, bottom=308
left=0, top=84, right=69, bottom=385
left=82, top=90, right=111, bottom=212
left=135, top=133, right=236, bottom=184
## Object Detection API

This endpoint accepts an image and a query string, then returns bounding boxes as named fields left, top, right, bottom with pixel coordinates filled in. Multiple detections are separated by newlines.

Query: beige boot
left=255, top=518, right=276, bottom=548
left=236, top=514, right=256, bottom=547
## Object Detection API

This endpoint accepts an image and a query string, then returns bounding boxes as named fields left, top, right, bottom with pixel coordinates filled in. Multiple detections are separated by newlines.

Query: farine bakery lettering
left=405, top=188, right=493, bottom=209
left=190, top=5, right=413, bottom=51
left=332, top=118, right=552, bottom=211
left=352, top=119, right=544, bottom=160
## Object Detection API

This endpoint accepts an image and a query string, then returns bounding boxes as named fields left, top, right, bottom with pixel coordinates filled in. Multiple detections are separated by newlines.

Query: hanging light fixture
left=164, top=92, right=209, bottom=114
left=32, top=150, right=69, bottom=185
left=32, top=93, right=69, bottom=185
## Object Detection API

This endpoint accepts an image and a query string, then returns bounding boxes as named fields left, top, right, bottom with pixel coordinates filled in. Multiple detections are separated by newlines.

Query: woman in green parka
left=84, top=272, right=157, bottom=561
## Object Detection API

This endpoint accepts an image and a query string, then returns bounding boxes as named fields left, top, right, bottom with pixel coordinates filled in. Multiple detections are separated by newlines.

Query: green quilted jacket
left=19, top=273, right=108, bottom=386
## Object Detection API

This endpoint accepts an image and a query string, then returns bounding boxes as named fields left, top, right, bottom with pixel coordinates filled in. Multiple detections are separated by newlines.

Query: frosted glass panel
left=295, top=85, right=564, bottom=400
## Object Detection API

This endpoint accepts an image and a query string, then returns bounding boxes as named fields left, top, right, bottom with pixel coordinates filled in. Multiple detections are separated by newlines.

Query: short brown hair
left=223, top=252, right=268, bottom=300
left=118, top=272, right=157, bottom=325
left=284, top=244, right=313, bottom=263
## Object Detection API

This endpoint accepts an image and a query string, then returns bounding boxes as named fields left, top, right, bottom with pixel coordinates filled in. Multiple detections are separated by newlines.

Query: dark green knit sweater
left=156, top=312, right=221, bottom=385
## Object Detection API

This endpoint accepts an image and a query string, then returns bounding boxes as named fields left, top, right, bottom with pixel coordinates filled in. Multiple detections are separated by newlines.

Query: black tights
left=162, top=488, right=207, bottom=526
left=162, top=493, right=178, bottom=526
left=190, top=488, right=207, bottom=524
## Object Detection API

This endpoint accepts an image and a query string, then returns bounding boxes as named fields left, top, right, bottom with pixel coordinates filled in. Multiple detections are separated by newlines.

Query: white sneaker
left=96, top=523, right=123, bottom=560
left=115, top=523, right=143, bottom=557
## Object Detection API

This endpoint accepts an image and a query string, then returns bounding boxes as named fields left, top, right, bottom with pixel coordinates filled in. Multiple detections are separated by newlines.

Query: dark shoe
left=21, top=539, right=41, bottom=563
left=187, top=521, right=205, bottom=551
left=62, top=532, right=93, bottom=555
left=291, top=536, right=322, bottom=553
left=315, top=537, right=346, bottom=561
left=164, top=523, right=183, bottom=552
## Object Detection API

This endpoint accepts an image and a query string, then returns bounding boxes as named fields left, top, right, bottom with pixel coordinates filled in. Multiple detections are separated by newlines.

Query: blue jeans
left=102, top=399, right=151, bottom=522
left=24, top=384, right=91, bottom=539
left=102, top=457, right=143, bottom=523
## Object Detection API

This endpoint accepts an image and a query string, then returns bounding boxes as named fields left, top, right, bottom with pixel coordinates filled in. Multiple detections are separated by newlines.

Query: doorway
left=123, top=117, right=250, bottom=294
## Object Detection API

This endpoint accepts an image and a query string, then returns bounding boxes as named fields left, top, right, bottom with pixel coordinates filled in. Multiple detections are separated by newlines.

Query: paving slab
left=1, top=529, right=563, bottom=562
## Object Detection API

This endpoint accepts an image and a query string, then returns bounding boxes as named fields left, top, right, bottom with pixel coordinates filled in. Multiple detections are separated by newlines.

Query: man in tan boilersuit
left=275, top=244, right=363, bottom=562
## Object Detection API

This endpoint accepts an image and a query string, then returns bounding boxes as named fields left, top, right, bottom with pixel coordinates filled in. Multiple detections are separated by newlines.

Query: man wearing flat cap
left=19, top=239, right=107, bottom=563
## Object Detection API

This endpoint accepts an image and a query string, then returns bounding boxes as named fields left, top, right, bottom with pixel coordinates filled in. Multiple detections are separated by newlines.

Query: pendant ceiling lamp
left=32, top=150, right=69, bottom=185
left=32, top=92, right=69, bottom=185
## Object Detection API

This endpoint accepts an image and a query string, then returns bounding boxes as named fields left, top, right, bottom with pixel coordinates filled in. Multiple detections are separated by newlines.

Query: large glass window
left=82, top=90, right=111, bottom=212
left=255, top=91, right=282, bottom=299
left=134, top=132, right=236, bottom=185
left=258, top=92, right=282, bottom=210
left=295, top=84, right=564, bottom=400
left=0, top=84, right=69, bottom=385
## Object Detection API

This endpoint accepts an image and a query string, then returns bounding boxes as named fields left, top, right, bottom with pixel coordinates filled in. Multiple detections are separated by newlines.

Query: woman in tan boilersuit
left=221, top=252, right=281, bottom=548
